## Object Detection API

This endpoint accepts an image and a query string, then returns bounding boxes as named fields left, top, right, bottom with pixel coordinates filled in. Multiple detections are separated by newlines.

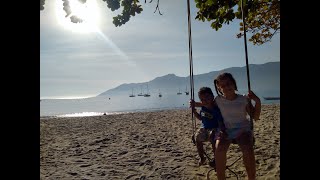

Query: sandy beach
left=40, top=104, right=280, bottom=180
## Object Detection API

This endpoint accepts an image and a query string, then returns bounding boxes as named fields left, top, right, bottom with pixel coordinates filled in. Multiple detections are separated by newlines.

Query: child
left=213, top=72, right=261, bottom=180
left=190, top=87, right=224, bottom=166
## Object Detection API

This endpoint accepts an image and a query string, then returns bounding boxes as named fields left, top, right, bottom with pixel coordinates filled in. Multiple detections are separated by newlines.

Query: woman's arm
left=246, top=90, right=261, bottom=121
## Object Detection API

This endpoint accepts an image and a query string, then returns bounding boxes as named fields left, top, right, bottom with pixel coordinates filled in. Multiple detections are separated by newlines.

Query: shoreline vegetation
left=40, top=104, right=280, bottom=179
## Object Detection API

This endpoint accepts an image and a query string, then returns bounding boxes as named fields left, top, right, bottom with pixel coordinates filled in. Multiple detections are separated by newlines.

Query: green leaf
left=206, top=0, right=214, bottom=6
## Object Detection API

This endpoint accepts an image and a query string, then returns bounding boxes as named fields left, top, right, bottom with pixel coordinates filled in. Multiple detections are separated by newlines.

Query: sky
left=40, top=0, right=280, bottom=99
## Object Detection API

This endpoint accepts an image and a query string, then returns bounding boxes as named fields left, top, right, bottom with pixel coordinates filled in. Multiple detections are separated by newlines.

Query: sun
left=55, top=0, right=101, bottom=33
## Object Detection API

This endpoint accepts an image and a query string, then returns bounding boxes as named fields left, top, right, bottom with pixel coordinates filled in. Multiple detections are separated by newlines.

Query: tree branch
left=153, top=0, right=162, bottom=15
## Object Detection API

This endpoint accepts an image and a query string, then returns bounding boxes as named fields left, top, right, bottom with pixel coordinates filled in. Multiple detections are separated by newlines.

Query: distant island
left=98, top=61, right=280, bottom=97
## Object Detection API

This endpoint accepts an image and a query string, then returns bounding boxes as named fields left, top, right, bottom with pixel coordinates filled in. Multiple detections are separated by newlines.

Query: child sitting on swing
left=190, top=87, right=225, bottom=166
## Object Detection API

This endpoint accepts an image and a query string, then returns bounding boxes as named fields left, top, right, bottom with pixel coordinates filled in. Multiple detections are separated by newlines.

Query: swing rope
left=240, top=0, right=255, bottom=136
left=187, top=0, right=217, bottom=172
left=208, top=2, right=254, bottom=179
left=186, top=0, right=196, bottom=144
left=187, top=0, right=216, bottom=169
left=241, top=0, right=251, bottom=93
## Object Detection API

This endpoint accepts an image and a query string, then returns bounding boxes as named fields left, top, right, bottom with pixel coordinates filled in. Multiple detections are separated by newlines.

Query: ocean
left=40, top=90, right=280, bottom=117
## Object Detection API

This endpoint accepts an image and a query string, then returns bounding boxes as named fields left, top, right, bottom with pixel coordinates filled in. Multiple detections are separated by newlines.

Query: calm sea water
left=40, top=90, right=280, bottom=117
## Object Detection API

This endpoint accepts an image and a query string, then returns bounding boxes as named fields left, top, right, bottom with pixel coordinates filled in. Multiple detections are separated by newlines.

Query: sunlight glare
left=55, top=0, right=101, bottom=33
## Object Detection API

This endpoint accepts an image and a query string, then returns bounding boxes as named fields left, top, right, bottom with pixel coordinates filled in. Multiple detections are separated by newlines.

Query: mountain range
left=98, top=61, right=280, bottom=97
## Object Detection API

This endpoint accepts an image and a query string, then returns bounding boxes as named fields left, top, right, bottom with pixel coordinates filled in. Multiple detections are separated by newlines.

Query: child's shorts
left=195, top=128, right=216, bottom=144
left=217, top=126, right=253, bottom=145
left=226, top=126, right=251, bottom=139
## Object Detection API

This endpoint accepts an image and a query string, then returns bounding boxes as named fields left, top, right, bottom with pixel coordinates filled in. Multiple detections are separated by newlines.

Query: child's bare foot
left=198, top=158, right=206, bottom=166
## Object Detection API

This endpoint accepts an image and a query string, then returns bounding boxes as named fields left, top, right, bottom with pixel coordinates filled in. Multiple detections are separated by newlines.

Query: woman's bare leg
left=215, top=139, right=231, bottom=180
left=238, top=132, right=256, bottom=180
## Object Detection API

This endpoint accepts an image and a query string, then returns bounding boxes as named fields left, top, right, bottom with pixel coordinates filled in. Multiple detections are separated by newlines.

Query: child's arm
left=189, top=99, right=203, bottom=107
left=246, top=90, right=261, bottom=121
left=192, top=108, right=201, bottom=120
left=190, top=99, right=201, bottom=120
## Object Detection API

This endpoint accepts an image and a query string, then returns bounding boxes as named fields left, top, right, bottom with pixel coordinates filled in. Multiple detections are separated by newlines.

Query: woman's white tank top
left=215, top=94, right=250, bottom=129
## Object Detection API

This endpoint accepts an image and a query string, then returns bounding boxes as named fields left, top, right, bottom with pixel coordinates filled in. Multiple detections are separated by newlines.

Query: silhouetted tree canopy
left=40, top=0, right=280, bottom=45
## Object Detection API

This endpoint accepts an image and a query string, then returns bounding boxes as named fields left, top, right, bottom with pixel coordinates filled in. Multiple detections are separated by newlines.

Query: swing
left=186, top=0, right=255, bottom=179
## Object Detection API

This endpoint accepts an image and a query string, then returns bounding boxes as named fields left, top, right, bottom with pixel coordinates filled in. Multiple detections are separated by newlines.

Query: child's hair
left=213, top=72, right=238, bottom=96
left=198, top=87, right=214, bottom=97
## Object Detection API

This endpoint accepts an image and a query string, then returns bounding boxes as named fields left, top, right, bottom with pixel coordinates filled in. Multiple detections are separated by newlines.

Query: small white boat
left=185, top=85, right=189, bottom=95
left=144, top=84, right=151, bottom=97
left=129, top=88, right=135, bottom=97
